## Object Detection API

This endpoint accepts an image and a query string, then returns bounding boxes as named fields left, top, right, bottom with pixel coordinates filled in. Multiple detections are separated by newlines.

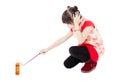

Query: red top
left=71, top=21, right=99, bottom=62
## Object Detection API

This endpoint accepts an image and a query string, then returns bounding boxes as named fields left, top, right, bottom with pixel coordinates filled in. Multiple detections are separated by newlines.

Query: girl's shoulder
left=81, top=20, right=95, bottom=32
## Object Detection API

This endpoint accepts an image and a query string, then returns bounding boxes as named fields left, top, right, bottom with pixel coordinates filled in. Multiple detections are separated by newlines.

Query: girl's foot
left=81, top=60, right=97, bottom=73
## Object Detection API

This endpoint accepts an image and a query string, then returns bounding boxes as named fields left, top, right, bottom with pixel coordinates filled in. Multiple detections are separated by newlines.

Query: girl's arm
left=73, top=12, right=94, bottom=45
left=40, top=31, right=73, bottom=54
left=74, top=26, right=94, bottom=45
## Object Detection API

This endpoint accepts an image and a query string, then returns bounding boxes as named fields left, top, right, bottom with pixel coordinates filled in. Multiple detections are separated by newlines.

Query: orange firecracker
left=15, top=62, right=20, bottom=75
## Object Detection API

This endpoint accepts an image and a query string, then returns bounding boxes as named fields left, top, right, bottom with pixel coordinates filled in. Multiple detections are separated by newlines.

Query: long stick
left=21, top=53, right=40, bottom=66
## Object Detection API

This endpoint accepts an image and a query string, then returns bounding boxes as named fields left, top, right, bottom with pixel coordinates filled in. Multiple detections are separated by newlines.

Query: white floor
left=0, top=0, right=120, bottom=82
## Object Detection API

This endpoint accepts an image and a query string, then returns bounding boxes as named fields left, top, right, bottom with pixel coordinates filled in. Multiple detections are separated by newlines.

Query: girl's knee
left=63, top=56, right=80, bottom=68
left=64, top=61, right=73, bottom=69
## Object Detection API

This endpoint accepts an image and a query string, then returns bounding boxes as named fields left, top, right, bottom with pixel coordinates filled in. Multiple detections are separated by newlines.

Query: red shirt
left=71, top=21, right=104, bottom=62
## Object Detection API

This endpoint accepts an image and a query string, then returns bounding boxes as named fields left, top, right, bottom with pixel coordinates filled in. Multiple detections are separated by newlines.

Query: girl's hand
left=73, top=11, right=81, bottom=29
left=73, top=12, right=86, bottom=31
left=39, top=48, right=49, bottom=54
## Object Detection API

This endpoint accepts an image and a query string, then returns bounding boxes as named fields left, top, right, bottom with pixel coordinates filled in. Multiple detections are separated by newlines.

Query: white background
left=0, top=0, right=120, bottom=82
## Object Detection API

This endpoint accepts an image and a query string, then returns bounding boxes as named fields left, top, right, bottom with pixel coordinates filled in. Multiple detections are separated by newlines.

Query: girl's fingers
left=72, top=14, right=75, bottom=18
left=75, top=11, right=80, bottom=18
left=73, top=12, right=80, bottom=19
left=73, top=12, right=80, bottom=23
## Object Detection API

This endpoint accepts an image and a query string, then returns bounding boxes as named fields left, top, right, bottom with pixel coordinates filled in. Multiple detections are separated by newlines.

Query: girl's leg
left=69, top=46, right=90, bottom=62
left=69, top=46, right=97, bottom=73
left=64, top=56, right=82, bottom=68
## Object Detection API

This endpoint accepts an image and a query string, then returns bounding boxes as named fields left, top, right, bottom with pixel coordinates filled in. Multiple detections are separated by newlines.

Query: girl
left=40, top=6, right=104, bottom=73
